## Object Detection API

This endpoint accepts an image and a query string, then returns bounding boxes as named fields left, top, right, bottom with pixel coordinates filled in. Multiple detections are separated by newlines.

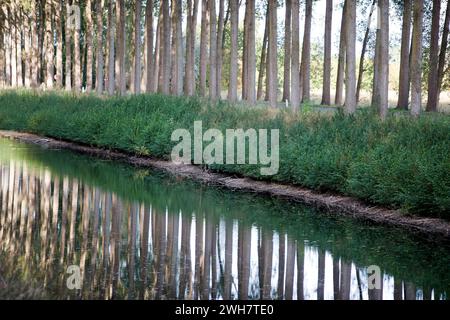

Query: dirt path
left=1, top=130, right=449, bottom=241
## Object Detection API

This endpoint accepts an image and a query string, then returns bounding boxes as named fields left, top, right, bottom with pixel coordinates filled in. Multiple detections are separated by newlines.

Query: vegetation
left=0, top=90, right=449, bottom=218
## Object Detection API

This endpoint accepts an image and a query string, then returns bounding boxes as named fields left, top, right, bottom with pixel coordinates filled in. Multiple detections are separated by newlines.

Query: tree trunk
left=31, top=2, right=39, bottom=88
left=134, top=0, right=142, bottom=94
left=116, top=0, right=126, bottom=95
left=209, top=0, right=218, bottom=99
left=199, top=0, right=209, bottom=96
left=86, top=0, right=94, bottom=92
left=175, top=0, right=183, bottom=95
left=282, top=0, right=292, bottom=102
left=96, top=0, right=104, bottom=94
left=257, top=5, right=268, bottom=101
left=426, top=0, right=441, bottom=112
left=216, top=0, right=225, bottom=99
left=290, top=0, right=300, bottom=111
left=410, top=0, right=424, bottom=117
left=397, top=0, right=412, bottom=110
left=321, top=0, right=333, bottom=105
left=55, top=0, right=63, bottom=88
left=374, top=0, right=389, bottom=119
left=184, top=0, right=199, bottom=96
left=24, top=5, right=31, bottom=88
left=45, top=0, right=54, bottom=89
left=267, top=0, right=278, bottom=108
left=242, top=3, right=248, bottom=100
left=74, top=0, right=81, bottom=92
left=344, top=0, right=356, bottom=114
left=65, top=2, right=72, bottom=91
left=162, top=0, right=171, bottom=94
left=10, top=3, right=17, bottom=87
left=145, top=0, right=154, bottom=93
left=335, top=0, right=347, bottom=106
left=107, top=0, right=115, bottom=95
left=356, top=0, right=376, bottom=104
left=437, top=0, right=450, bottom=108
left=228, top=0, right=239, bottom=102
left=300, top=0, right=312, bottom=102
left=245, top=0, right=256, bottom=103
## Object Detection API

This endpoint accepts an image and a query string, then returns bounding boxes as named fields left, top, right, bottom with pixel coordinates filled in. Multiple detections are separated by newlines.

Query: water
left=0, top=138, right=448, bottom=300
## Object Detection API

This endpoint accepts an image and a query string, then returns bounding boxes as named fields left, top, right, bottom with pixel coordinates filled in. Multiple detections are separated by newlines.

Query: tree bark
left=145, top=0, right=154, bottom=93
left=73, top=0, right=81, bottom=92
left=344, top=0, right=356, bottom=114
left=96, top=0, right=104, bottom=94
left=282, top=0, right=292, bottom=102
left=356, top=0, right=376, bottom=104
left=290, top=0, right=300, bottom=111
left=397, top=0, right=412, bottom=110
left=134, top=0, right=142, bottom=94
left=65, top=2, right=72, bottom=91
left=184, top=0, right=199, bottom=96
left=426, top=0, right=441, bottom=112
left=374, top=0, right=389, bottom=119
left=335, top=0, right=347, bottom=106
left=107, top=0, right=115, bottom=95
left=300, top=0, right=312, bottom=102
left=216, top=0, right=225, bottom=99
left=55, top=0, right=63, bottom=88
left=257, top=5, right=268, bottom=101
left=228, top=0, right=239, bottom=101
left=321, top=0, right=333, bottom=105
left=24, top=4, right=31, bottom=88
left=31, top=2, right=39, bottom=88
left=86, top=0, right=94, bottom=92
left=437, top=0, right=450, bottom=108
left=245, top=0, right=256, bottom=103
left=267, top=0, right=278, bottom=108
left=44, top=0, right=54, bottom=89
left=209, top=0, right=218, bottom=99
left=199, top=0, right=209, bottom=96
left=116, top=0, right=126, bottom=95
left=410, top=0, right=424, bottom=117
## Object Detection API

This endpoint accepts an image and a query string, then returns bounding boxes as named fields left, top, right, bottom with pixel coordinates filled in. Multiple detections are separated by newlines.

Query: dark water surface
left=0, top=138, right=448, bottom=300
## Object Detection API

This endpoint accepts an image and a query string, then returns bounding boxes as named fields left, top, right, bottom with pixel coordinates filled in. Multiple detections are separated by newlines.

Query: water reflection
left=0, top=140, right=449, bottom=300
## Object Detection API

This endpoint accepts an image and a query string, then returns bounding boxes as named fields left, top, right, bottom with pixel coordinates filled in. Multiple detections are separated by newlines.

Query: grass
left=0, top=89, right=449, bottom=218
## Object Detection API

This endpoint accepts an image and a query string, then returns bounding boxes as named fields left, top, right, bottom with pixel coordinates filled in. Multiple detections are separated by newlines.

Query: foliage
left=0, top=89, right=449, bottom=218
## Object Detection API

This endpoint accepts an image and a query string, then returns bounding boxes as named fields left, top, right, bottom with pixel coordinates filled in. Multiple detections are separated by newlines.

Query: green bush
left=0, top=89, right=449, bottom=218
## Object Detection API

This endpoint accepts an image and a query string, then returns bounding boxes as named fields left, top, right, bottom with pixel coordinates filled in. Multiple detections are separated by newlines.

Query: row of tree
left=1, top=161, right=441, bottom=299
left=0, top=0, right=449, bottom=117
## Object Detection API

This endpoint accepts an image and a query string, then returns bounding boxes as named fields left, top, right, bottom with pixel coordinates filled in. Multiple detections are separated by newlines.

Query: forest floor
left=1, top=129, right=450, bottom=241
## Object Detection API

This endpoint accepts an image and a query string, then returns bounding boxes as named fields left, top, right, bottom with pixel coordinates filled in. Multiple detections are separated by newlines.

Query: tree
left=74, top=0, right=82, bottom=92
left=437, top=0, right=450, bottom=108
left=410, top=0, right=424, bottom=117
left=31, top=1, right=39, bottom=88
left=116, top=0, right=126, bottom=95
left=199, top=0, right=209, bottom=96
left=209, top=0, right=218, bottom=99
left=65, top=1, right=72, bottom=91
left=96, top=0, right=104, bottom=94
left=85, top=0, right=94, bottom=92
left=216, top=0, right=225, bottom=99
left=243, top=0, right=256, bottom=103
left=290, top=0, right=300, bottom=111
left=171, top=0, right=183, bottom=95
left=335, top=0, right=347, bottom=106
left=107, top=0, right=115, bottom=95
left=162, top=0, right=171, bottom=94
left=257, top=5, right=268, bottom=101
left=228, top=0, right=239, bottom=102
left=55, top=0, right=64, bottom=88
left=321, top=0, right=333, bottom=106
left=145, top=0, right=154, bottom=93
left=300, top=0, right=312, bottom=102
left=267, top=0, right=278, bottom=108
left=397, top=0, right=412, bottom=110
left=344, top=0, right=356, bottom=114
left=373, top=0, right=389, bottom=119
left=282, top=0, right=292, bottom=103
left=134, top=0, right=142, bottom=94
left=184, top=0, right=199, bottom=96
left=45, top=0, right=54, bottom=89
left=426, top=0, right=441, bottom=112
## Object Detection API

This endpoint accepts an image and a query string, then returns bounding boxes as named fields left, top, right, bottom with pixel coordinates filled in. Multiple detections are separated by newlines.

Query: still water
left=0, top=138, right=448, bottom=300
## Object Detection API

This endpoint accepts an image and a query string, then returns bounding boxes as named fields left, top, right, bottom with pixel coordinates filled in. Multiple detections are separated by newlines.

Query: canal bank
left=1, top=130, right=449, bottom=240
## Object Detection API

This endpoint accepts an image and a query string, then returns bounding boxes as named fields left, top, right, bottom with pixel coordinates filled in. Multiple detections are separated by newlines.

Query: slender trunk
left=11, top=3, right=17, bottom=87
left=116, top=0, right=126, bottom=95
left=283, top=0, right=292, bottom=102
left=44, top=0, right=53, bottom=89
left=290, top=0, right=300, bottom=111
left=426, top=0, right=442, bottom=112
left=216, top=0, right=225, bottom=99
left=134, top=0, right=142, bottom=94
left=397, top=0, right=412, bottom=110
left=344, top=0, right=356, bottom=114
left=300, top=0, right=312, bottom=102
left=107, top=0, right=115, bottom=95
left=267, top=0, right=278, bottom=108
left=73, top=0, right=81, bottom=91
left=356, top=0, right=376, bottom=104
left=437, top=0, right=450, bottom=108
left=31, top=2, right=39, bottom=87
left=335, top=1, right=347, bottom=105
left=199, top=0, right=209, bottom=96
left=145, top=0, right=154, bottom=93
left=86, top=0, right=94, bottom=92
left=257, top=6, right=268, bottom=101
left=170, top=0, right=183, bottom=95
left=321, top=0, right=333, bottom=105
left=96, top=0, right=104, bottom=94
left=24, top=6, right=31, bottom=88
left=162, top=0, right=171, bottom=94
left=245, top=0, right=255, bottom=103
left=209, top=0, right=218, bottom=99
left=55, top=0, right=63, bottom=88
left=410, top=0, right=424, bottom=117
left=184, top=0, right=199, bottom=96
left=228, top=0, right=239, bottom=101
left=65, top=2, right=72, bottom=91
left=374, top=0, right=389, bottom=119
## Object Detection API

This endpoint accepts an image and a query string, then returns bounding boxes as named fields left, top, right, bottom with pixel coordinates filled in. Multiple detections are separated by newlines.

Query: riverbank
left=0, top=89, right=449, bottom=219
left=1, top=130, right=449, bottom=240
